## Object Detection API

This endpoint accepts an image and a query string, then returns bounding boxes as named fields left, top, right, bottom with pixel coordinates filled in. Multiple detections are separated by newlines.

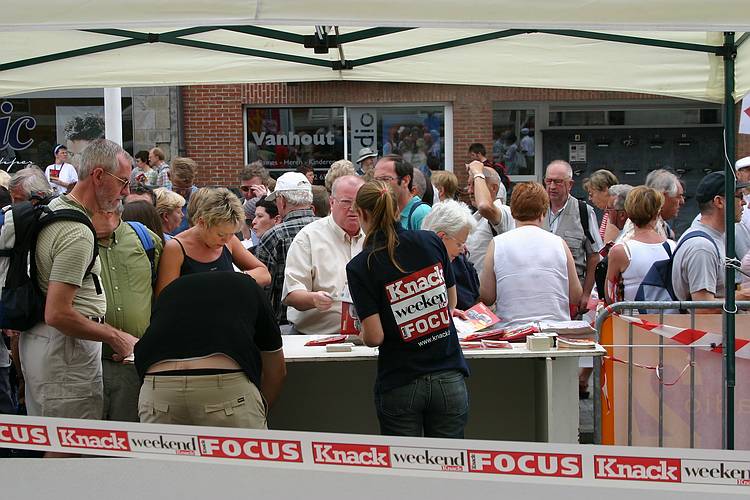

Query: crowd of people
left=1, top=137, right=750, bottom=456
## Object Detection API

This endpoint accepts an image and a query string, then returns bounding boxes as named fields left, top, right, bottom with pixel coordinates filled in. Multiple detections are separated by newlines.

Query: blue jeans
left=374, top=370, right=468, bottom=439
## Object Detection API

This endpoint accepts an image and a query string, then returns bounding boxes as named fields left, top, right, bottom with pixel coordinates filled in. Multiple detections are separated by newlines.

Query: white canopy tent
left=0, top=1, right=748, bottom=101
left=2, top=0, right=749, bottom=449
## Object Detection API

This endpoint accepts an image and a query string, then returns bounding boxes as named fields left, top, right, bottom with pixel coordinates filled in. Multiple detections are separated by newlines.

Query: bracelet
left=472, top=173, right=486, bottom=180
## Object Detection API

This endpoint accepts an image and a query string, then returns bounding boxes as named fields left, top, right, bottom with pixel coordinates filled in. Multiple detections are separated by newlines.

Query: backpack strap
left=34, top=208, right=102, bottom=295
left=673, top=230, right=720, bottom=259
left=661, top=240, right=673, bottom=259
left=577, top=198, right=595, bottom=244
left=407, top=200, right=428, bottom=231
left=0, top=210, right=8, bottom=257
left=125, top=221, right=157, bottom=285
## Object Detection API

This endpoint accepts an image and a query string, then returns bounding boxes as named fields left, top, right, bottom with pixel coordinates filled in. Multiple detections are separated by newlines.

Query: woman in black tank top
left=155, top=188, right=271, bottom=296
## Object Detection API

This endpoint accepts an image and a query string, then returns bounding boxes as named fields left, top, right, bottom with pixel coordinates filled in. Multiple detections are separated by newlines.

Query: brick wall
left=183, top=81, right=739, bottom=188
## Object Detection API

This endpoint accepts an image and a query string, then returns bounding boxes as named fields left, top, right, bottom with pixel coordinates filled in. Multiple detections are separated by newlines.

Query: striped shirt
left=255, top=208, right=317, bottom=324
left=34, top=195, right=106, bottom=317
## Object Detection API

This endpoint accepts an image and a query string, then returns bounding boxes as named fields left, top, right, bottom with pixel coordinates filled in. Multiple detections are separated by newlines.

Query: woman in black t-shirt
left=346, top=181, right=469, bottom=439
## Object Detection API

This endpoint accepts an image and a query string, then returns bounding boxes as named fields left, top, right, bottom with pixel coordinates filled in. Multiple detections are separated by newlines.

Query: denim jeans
left=374, top=370, right=468, bottom=439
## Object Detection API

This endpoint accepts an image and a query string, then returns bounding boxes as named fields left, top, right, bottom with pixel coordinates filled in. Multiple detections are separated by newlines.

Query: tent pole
left=722, top=31, right=736, bottom=451
left=104, top=88, right=123, bottom=146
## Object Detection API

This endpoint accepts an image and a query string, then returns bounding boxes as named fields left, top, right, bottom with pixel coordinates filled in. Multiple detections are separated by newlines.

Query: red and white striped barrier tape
left=609, top=312, right=750, bottom=361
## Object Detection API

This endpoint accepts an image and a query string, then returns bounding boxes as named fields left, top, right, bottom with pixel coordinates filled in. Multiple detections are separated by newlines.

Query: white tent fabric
left=4, top=1, right=750, bottom=31
left=0, top=1, right=749, bottom=100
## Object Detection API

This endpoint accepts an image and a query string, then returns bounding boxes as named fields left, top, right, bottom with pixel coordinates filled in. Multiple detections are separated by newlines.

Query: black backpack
left=0, top=199, right=101, bottom=331
left=488, top=161, right=512, bottom=191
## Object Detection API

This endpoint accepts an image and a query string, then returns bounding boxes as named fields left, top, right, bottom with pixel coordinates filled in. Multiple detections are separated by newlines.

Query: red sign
left=594, top=455, right=681, bottom=482
left=0, top=422, right=49, bottom=445
left=57, top=427, right=130, bottom=451
left=385, top=263, right=451, bottom=343
left=468, top=450, right=582, bottom=478
left=198, top=435, right=302, bottom=462
left=312, top=442, right=391, bottom=468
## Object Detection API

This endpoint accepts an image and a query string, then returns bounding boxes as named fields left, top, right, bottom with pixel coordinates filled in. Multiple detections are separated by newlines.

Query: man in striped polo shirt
left=19, top=139, right=139, bottom=457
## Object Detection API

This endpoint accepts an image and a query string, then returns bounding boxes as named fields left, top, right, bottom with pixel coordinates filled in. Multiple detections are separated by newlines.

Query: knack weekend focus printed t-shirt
left=346, top=225, right=468, bottom=392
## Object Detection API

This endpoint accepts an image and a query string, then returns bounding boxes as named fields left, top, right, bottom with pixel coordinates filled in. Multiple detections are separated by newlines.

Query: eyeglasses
left=375, top=175, right=398, bottom=183
left=103, top=169, right=130, bottom=189
left=333, top=197, right=355, bottom=208
left=443, top=234, right=468, bottom=247
left=544, top=178, right=569, bottom=187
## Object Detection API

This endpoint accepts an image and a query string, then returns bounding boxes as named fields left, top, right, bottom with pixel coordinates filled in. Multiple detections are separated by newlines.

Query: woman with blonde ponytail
left=346, top=180, right=469, bottom=438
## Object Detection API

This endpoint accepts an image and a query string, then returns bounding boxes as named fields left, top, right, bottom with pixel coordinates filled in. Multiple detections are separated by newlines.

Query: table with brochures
left=269, top=336, right=605, bottom=443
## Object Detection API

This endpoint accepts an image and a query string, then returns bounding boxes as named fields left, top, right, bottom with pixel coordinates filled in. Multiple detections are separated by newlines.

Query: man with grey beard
left=19, top=139, right=138, bottom=457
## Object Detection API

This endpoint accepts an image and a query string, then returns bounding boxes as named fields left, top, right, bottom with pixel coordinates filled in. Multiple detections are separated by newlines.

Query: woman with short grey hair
left=421, top=200, right=480, bottom=309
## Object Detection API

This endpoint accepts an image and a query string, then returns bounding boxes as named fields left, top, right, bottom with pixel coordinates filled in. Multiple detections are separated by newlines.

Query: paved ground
left=579, top=375, right=594, bottom=444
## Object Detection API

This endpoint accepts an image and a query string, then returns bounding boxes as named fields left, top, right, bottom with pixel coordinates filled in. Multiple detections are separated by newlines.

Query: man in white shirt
left=282, top=175, right=365, bottom=334
left=45, top=145, right=78, bottom=194
left=465, top=161, right=514, bottom=275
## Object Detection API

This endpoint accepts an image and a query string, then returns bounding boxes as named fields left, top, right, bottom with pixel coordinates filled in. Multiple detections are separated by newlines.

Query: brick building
left=181, top=81, right=750, bottom=234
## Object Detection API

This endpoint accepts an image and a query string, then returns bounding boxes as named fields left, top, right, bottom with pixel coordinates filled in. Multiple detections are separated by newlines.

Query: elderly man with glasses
left=282, top=175, right=365, bottom=335
left=18, top=139, right=139, bottom=456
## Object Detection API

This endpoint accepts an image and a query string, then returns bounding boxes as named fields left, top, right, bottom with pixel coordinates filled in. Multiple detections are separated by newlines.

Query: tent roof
left=1, top=1, right=749, bottom=101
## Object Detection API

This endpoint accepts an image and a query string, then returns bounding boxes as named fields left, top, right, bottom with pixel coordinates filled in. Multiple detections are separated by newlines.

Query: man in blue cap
left=671, top=171, right=750, bottom=310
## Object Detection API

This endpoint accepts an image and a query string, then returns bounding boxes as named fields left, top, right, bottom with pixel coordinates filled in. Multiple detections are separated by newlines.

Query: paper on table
left=452, top=303, right=499, bottom=335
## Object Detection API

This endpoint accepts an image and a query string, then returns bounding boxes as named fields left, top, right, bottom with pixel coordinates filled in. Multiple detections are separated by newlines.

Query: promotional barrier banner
left=1, top=413, right=749, bottom=494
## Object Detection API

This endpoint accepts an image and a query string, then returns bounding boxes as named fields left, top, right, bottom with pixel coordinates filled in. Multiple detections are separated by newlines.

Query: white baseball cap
left=265, top=172, right=312, bottom=202
left=736, top=156, right=750, bottom=171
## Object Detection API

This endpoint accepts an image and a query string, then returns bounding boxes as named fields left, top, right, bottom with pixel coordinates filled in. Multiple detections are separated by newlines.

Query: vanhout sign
left=594, top=455, right=681, bottom=482
left=468, top=450, right=583, bottom=478
left=249, top=131, right=335, bottom=147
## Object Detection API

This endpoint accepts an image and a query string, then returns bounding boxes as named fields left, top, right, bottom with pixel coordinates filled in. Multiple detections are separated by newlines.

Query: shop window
left=609, top=108, right=720, bottom=126
left=492, top=109, right=536, bottom=176
left=0, top=97, right=133, bottom=172
left=348, top=106, right=445, bottom=173
left=246, top=107, right=344, bottom=178
left=549, top=110, right=606, bottom=127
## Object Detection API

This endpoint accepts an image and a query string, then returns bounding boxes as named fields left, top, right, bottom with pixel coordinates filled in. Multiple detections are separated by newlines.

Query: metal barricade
left=592, top=300, right=750, bottom=447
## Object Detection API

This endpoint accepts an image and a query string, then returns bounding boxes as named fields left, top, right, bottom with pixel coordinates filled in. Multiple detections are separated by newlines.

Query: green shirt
left=34, top=195, right=106, bottom=317
left=98, top=220, right=162, bottom=359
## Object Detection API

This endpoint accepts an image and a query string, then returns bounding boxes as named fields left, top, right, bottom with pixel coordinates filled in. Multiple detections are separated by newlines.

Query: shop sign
left=349, top=108, right=377, bottom=154
left=0, top=101, right=37, bottom=170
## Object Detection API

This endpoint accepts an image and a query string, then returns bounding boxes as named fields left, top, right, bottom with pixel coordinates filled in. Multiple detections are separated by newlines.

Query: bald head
left=545, top=160, right=573, bottom=179
left=331, top=174, right=364, bottom=198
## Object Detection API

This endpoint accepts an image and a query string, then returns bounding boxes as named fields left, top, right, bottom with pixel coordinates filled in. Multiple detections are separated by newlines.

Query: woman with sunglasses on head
left=345, top=181, right=469, bottom=439
left=155, top=187, right=270, bottom=296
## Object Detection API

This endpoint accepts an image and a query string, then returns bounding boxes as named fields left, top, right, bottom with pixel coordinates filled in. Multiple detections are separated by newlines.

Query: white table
left=269, top=336, right=605, bottom=443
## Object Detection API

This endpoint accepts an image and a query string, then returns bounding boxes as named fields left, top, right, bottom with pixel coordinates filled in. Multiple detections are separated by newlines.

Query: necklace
left=67, top=192, right=84, bottom=208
